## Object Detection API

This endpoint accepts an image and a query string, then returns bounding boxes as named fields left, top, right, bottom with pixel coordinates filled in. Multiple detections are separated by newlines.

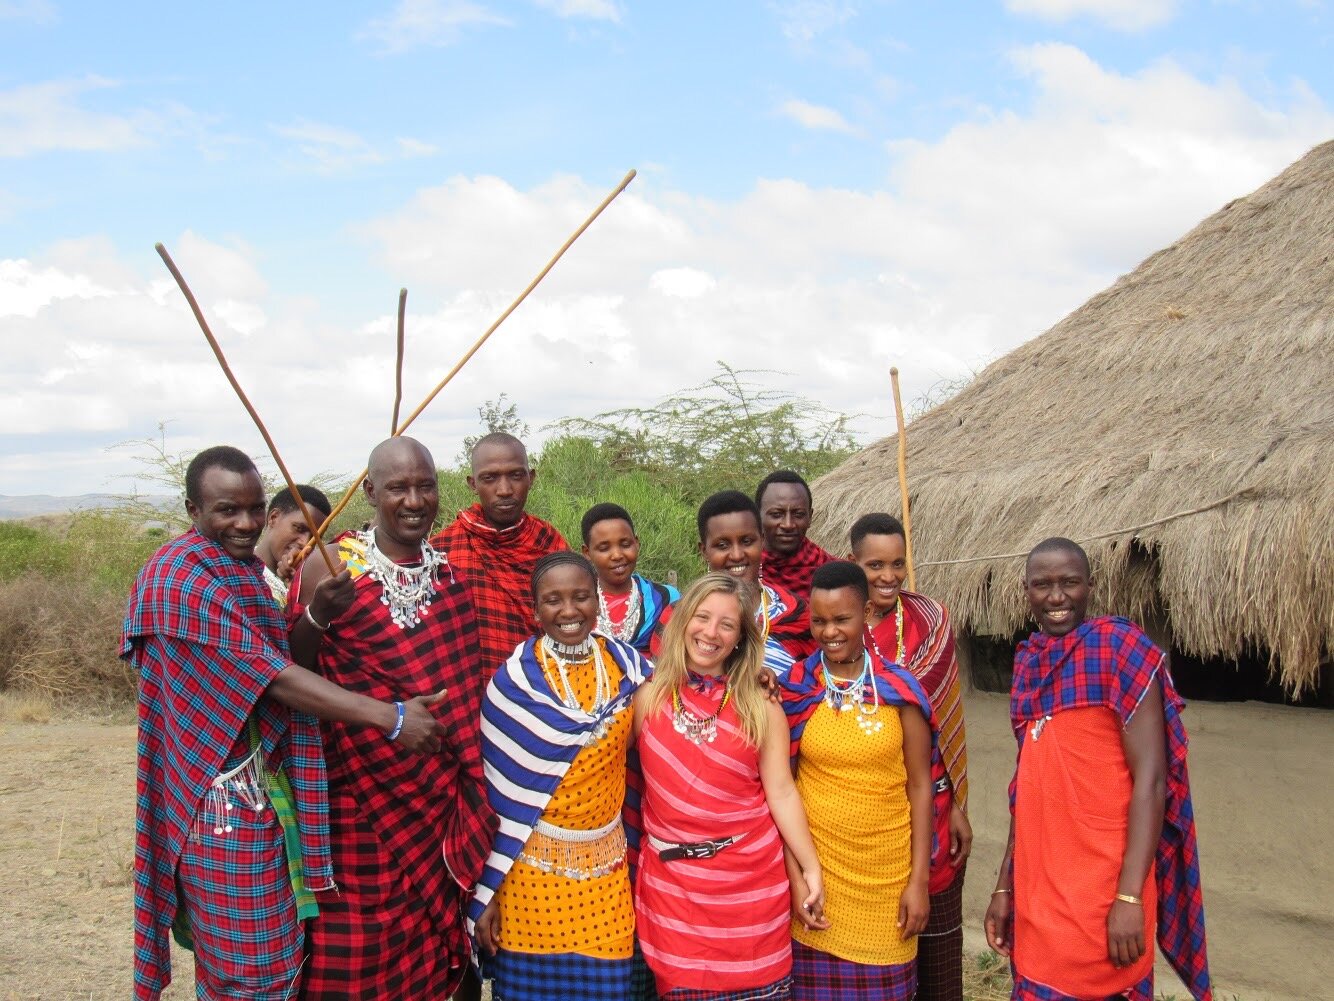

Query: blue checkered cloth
left=489, top=948, right=634, bottom=1001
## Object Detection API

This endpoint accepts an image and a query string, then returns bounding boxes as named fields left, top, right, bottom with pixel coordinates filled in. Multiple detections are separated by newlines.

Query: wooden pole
left=890, top=367, right=916, bottom=592
left=306, top=168, right=639, bottom=550
left=155, top=242, right=340, bottom=576
left=391, top=288, right=407, bottom=434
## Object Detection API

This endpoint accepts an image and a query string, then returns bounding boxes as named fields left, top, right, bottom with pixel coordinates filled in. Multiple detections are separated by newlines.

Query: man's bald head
left=469, top=432, right=527, bottom=474
left=368, top=436, right=434, bottom=484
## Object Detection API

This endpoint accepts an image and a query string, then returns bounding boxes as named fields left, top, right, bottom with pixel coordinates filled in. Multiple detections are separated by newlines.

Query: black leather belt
left=654, top=835, right=739, bottom=863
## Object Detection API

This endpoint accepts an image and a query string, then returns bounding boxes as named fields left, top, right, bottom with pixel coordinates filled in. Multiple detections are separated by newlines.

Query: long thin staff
left=890, top=367, right=916, bottom=592
left=391, top=288, right=407, bottom=433
left=156, top=242, right=340, bottom=576
left=309, top=168, right=639, bottom=547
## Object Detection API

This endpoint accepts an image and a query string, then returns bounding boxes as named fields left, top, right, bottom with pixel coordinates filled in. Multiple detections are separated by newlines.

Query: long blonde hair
left=643, top=572, right=770, bottom=747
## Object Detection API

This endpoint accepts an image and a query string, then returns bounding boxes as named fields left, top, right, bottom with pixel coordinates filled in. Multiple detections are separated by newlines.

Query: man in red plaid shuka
left=756, top=470, right=835, bottom=603
left=293, top=437, right=499, bottom=1000
left=430, top=432, right=568, bottom=678
left=125, top=446, right=448, bottom=1001
left=984, top=538, right=1211, bottom=1001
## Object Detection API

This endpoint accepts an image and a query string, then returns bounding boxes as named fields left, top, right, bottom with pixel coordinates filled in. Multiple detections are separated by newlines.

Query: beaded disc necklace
left=537, top=634, right=613, bottom=742
left=671, top=678, right=732, bottom=745
left=360, top=529, right=447, bottom=630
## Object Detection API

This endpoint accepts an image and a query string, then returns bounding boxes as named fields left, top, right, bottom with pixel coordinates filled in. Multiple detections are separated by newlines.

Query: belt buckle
left=659, top=837, right=730, bottom=863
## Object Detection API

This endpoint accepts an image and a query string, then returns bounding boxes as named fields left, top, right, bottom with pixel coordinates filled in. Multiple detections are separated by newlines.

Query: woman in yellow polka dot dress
left=778, top=561, right=941, bottom=1001
left=470, top=552, right=652, bottom=1001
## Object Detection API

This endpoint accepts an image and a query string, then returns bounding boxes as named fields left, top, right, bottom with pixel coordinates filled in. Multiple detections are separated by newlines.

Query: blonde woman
left=633, top=572, right=827, bottom=1001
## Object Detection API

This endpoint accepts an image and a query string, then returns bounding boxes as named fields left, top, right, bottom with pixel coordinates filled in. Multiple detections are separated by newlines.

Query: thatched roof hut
left=810, top=141, right=1334, bottom=696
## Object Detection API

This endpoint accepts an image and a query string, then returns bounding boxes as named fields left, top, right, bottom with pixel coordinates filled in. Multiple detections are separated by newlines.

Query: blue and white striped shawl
left=469, top=633, right=651, bottom=931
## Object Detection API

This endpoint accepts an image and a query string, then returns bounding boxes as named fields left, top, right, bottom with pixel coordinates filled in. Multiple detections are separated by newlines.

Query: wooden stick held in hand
left=307, top=168, right=640, bottom=550
left=890, top=367, right=916, bottom=593
left=155, top=242, right=340, bottom=577
left=392, top=288, right=407, bottom=434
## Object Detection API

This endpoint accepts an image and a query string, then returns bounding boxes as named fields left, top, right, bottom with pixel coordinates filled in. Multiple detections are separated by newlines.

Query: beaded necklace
left=869, top=595, right=905, bottom=665
left=671, top=678, right=732, bottom=745
left=757, top=577, right=773, bottom=639
left=537, top=634, right=613, bottom=742
left=596, top=581, right=642, bottom=643
left=821, top=649, right=883, bottom=736
left=360, top=529, right=447, bottom=630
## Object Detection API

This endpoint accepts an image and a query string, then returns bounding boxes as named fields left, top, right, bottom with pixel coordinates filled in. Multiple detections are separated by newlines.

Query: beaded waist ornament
left=516, top=815, right=627, bottom=880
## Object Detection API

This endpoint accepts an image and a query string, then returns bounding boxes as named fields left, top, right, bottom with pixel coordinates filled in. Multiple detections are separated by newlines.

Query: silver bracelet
left=304, top=606, right=329, bottom=632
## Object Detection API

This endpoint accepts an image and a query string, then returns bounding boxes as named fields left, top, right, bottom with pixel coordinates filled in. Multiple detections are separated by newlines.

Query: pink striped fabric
left=635, top=680, right=793, bottom=996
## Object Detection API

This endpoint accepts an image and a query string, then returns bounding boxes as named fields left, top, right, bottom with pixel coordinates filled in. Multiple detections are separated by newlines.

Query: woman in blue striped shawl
left=580, top=502, right=680, bottom=656
left=471, top=551, right=652, bottom=1001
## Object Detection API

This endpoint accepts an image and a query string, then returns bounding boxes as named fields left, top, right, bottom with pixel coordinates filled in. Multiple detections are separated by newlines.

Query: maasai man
left=984, top=538, right=1212, bottom=1001
left=430, top=432, right=568, bottom=677
left=851, top=513, right=971, bottom=1001
left=125, top=446, right=448, bottom=1001
left=255, top=483, right=331, bottom=607
left=291, top=437, right=497, bottom=1000
left=756, top=470, right=835, bottom=602
left=580, top=501, right=679, bottom=655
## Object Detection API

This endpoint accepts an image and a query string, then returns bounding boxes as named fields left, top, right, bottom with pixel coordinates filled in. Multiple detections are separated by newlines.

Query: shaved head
left=368, top=436, right=434, bottom=484
left=470, top=432, right=527, bottom=473
left=1025, top=537, right=1090, bottom=577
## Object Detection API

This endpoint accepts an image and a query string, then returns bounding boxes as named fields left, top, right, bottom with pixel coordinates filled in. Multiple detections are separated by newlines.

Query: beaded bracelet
left=387, top=701, right=406, bottom=742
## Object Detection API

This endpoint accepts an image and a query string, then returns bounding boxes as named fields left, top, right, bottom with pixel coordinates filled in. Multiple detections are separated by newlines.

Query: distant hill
left=0, top=494, right=174, bottom=520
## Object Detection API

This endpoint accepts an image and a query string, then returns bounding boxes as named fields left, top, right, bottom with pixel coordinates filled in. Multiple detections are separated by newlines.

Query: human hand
left=984, top=889, right=1013, bottom=957
left=1107, top=898, right=1146, bottom=968
left=898, top=878, right=929, bottom=939
left=949, top=803, right=973, bottom=865
left=476, top=898, right=501, bottom=956
left=791, top=867, right=830, bottom=931
left=756, top=667, right=782, bottom=704
left=309, top=564, right=354, bottom=626
left=392, top=691, right=448, bottom=754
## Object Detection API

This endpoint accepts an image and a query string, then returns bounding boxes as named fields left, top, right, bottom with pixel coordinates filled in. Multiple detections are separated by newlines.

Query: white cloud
left=272, top=119, right=386, bottom=170
left=396, top=136, right=440, bottom=157
left=0, top=77, right=149, bottom=157
left=772, top=1, right=857, bottom=43
left=778, top=98, right=859, bottom=134
left=1005, top=0, right=1179, bottom=31
left=361, top=0, right=510, bottom=53
left=6, top=46, right=1333, bottom=495
left=532, top=0, right=620, bottom=21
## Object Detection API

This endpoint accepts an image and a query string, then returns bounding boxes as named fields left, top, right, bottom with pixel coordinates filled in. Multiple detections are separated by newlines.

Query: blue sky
left=2, top=1, right=1331, bottom=494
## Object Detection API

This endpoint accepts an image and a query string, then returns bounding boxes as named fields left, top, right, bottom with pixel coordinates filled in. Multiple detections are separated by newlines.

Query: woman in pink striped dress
left=633, top=572, right=827, bottom=1001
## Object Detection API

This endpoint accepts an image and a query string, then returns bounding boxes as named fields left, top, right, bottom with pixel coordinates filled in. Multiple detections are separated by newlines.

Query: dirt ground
left=0, top=691, right=1329, bottom=1000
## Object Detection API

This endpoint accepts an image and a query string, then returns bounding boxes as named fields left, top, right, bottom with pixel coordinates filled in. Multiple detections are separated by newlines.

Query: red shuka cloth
left=430, top=504, right=568, bottom=678
left=290, top=532, right=498, bottom=999
left=761, top=536, right=836, bottom=603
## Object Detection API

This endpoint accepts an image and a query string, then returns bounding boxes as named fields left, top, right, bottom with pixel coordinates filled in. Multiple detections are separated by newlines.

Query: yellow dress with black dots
left=792, top=699, right=918, bottom=966
left=494, top=639, right=635, bottom=958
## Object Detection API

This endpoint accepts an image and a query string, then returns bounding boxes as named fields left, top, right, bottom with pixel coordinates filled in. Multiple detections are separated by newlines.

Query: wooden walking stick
left=155, top=242, right=340, bottom=577
left=391, top=288, right=407, bottom=433
left=890, top=367, right=916, bottom=593
left=306, top=168, right=639, bottom=550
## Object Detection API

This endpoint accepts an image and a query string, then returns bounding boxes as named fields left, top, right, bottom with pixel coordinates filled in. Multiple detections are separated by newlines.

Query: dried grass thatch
left=810, top=141, right=1334, bottom=694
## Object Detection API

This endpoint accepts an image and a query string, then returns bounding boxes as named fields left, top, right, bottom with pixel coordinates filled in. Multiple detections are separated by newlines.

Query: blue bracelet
left=387, top=701, right=406, bottom=742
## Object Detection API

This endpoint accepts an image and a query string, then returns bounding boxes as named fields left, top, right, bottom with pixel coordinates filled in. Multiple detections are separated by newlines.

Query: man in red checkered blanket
left=431, top=432, right=568, bottom=678
left=124, top=446, right=448, bottom=1001
left=292, top=437, right=498, bottom=1000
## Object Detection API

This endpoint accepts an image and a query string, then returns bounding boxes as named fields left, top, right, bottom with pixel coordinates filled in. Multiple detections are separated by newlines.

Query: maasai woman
left=472, top=551, right=650, bottom=1001
left=634, top=572, right=826, bottom=1001
left=781, top=561, right=942, bottom=1001
left=850, top=514, right=972, bottom=1001
left=580, top=502, right=680, bottom=656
